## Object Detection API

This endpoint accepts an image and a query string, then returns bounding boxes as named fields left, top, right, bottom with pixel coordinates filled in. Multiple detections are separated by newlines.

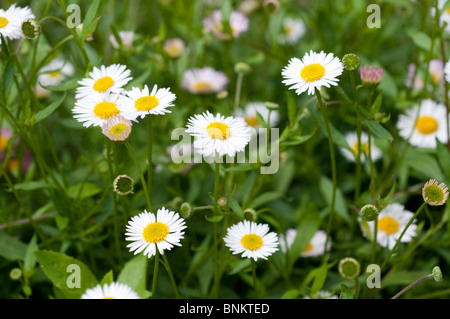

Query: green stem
left=315, top=88, right=337, bottom=261
left=371, top=218, right=378, bottom=264
left=151, top=250, right=160, bottom=299
left=251, top=259, right=258, bottom=294
left=161, top=254, right=180, bottom=299
left=380, top=202, right=427, bottom=270
left=366, top=89, right=376, bottom=199
left=147, top=116, right=153, bottom=212
left=124, top=141, right=152, bottom=210
left=350, top=71, right=362, bottom=202
left=391, top=274, right=432, bottom=299
left=211, top=159, right=221, bottom=298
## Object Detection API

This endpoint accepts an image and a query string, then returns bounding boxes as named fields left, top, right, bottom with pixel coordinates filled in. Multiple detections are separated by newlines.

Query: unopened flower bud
left=234, top=62, right=251, bottom=74
left=244, top=208, right=257, bottom=221
left=342, top=53, right=360, bottom=71
left=10, top=268, right=22, bottom=280
left=113, top=174, right=134, bottom=196
left=338, top=257, right=360, bottom=280
left=264, top=101, right=279, bottom=111
left=431, top=266, right=443, bottom=282
left=180, top=202, right=193, bottom=219
left=360, top=65, right=383, bottom=89
left=263, top=0, right=280, bottom=14
left=359, top=204, right=379, bottom=222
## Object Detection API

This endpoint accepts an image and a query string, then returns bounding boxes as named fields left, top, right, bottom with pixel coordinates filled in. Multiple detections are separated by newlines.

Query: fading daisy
left=76, top=64, right=132, bottom=100
left=0, top=3, right=35, bottom=41
left=397, top=99, right=448, bottom=148
left=203, top=10, right=249, bottom=40
left=429, top=59, right=444, bottom=84
left=224, top=220, right=279, bottom=261
left=185, top=111, right=251, bottom=157
left=36, top=58, right=74, bottom=98
left=279, top=17, right=306, bottom=45
left=422, top=179, right=449, bottom=206
left=282, top=50, right=344, bottom=96
left=81, top=282, right=140, bottom=299
left=125, top=207, right=187, bottom=258
left=73, top=92, right=123, bottom=128
left=181, top=67, right=228, bottom=94
left=340, top=132, right=382, bottom=163
left=101, top=115, right=132, bottom=141
left=363, top=203, right=417, bottom=250
left=278, top=229, right=330, bottom=257
left=119, top=84, right=175, bottom=121
left=109, top=30, right=134, bottom=49
left=237, top=102, right=280, bottom=129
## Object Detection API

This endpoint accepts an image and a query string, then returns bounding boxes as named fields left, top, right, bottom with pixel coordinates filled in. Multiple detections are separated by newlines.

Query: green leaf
left=228, top=258, right=251, bottom=275
left=404, top=148, right=444, bottom=181
left=82, top=0, right=100, bottom=40
left=319, top=175, right=351, bottom=224
left=100, top=270, right=114, bottom=286
left=311, top=262, right=328, bottom=295
left=205, top=215, right=224, bottom=223
left=0, top=231, right=27, bottom=261
left=24, top=235, right=39, bottom=274
left=370, top=92, right=383, bottom=115
left=67, top=182, right=102, bottom=199
left=249, top=191, right=284, bottom=209
left=408, top=30, right=432, bottom=51
left=40, top=78, right=79, bottom=92
left=2, top=57, right=15, bottom=95
left=229, top=198, right=244, bottom=220
left=280, top=129, right=316, bottom=147
left=34, top=250, right=98, bottom=299
left=11, top=180, right=50, bottom=191
left=339, top=283, right=354, bottom=299
left=281, top=289, right=300, bottom=299
left=117, top=254, right=150, bottom=298
left=436, top=139, right=450, bottom=182
left=34, top=92, right=66, bottom=124
left=363, top=120, right=393, bottom=141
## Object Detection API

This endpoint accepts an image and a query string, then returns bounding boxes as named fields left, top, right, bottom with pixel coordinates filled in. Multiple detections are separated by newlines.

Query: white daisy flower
left=223, top=220, right=279, bottom=261
left=340, top=131, right=382, bottom=163
left=279, top=17, right=306, bottom=45
left=303, top=290, right=338, bottom=299
left=397, top=99, right=448, bottom=149
left=81, top=282, right=140, bottom=299
left=125, top=207, right=187, bottom=258
left=363, top=203, right=417, bottom=250
left=181, top=67, right=229, bottom=94
left=0, top=3, right=35, bottom=41
left=101, top=115, right=132, bottom=141
left=203, top=10, right=249, bottom=40
left=279, top=229, right=330, bottom=258
left=282, top=50, right=344, bottom=96
left=76, top=64, right=132, bottom=100
left=109, top=30, right=134, bottom=49
left=185, top=111, right=252, bottom=157
left=163, top=38, right=185, bottom=58
left=236, top=102, right=280, bottom=129
left=118, top=84, right=176, bottom=121
left=73, top=92, right=123, bottom=128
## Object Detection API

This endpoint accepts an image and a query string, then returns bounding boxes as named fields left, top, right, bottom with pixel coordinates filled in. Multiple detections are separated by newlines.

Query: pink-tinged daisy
left=181, top=67, right=229, bottom=94
left=203, top=10, right=249, bottom=39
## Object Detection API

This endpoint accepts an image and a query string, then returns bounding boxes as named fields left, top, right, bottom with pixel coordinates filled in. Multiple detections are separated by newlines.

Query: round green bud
left=10, top=268, right=22, bottom=280
left=342, top=53, right=360, bottom=71
left=244, top=208, right=257, bottom=221
left=113, top=174, right=134, bottom=196
left=338, top=257, right=361, bottom=280
left=180, top=202, right=193, bottom=219
left=263, top=0, right=280, bottom=14
left=359, top=204, right=379, bottom=222
left=264, top=101, right=279, bottom=111
left=234, top=62, right=252, bottom=75
left=432, top=266, right=443, bottom=282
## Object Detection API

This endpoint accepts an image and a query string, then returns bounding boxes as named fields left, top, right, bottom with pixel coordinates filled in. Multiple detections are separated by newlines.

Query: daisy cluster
left=72, top=64, right=176, bottom=141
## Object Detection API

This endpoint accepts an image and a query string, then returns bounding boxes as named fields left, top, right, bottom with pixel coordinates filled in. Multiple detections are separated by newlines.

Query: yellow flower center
left=93, top=76, right=114, bottom=93
left=134, top=96, right=159, bottom=111
left=206, top=122, right=231, bottom=140
left=93, top=101, right=120, bottom=119
left=109, top=123, right=128, bottom=138
left=378, top=216, right=399, bottom=235
left=241, top=234, right=263, bottom=251
left=193, top=82, right=213, bottom=92
left=142, top=222, right=169, bottom=243
left=245, top=116, right=259, bottom=127
left=8, top=159, right=19, bottom=171
left=303, top=242, right=313, bottom=253
left=415, top=116, right=438, bottom=134
left=283, top=26, right=292, bottom=34
left=0, top=17, right=9, bottom=29
left=300, top=63, right=325, bottom=82
left=49, top=71, right=60, bottom=77
left=351, top=142, right=370, bottom=155
left=104, top=297, right=114, bottom=299
left=0, top=136, right=8, bottom=151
